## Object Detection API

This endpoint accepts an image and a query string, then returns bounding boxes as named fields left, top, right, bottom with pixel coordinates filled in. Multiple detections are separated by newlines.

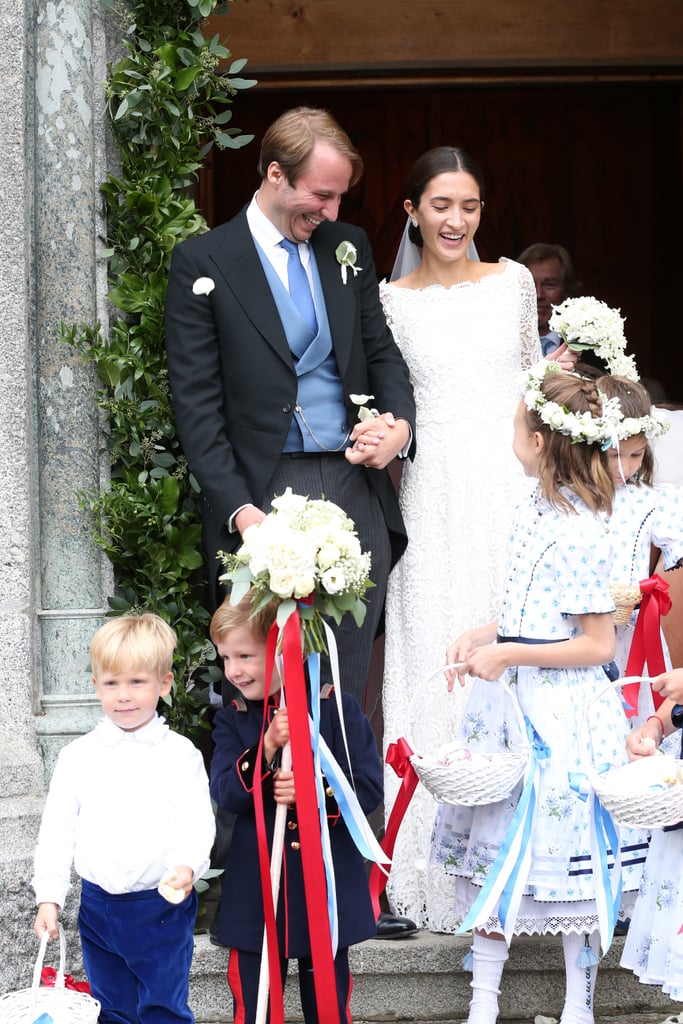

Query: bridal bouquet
left=549, top=296, right=639, bottom=381
left=219, top=488, right=372, bottom=655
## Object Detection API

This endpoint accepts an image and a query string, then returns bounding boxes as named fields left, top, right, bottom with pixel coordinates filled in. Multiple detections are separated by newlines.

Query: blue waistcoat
left=256, top=243, right=350, bottom=452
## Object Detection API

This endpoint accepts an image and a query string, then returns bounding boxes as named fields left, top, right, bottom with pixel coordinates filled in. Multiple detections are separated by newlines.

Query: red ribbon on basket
left=40, top=967, right=92, bottom=994
left=622, top=574, right=672, bottom=718
left=369, top=737, right=419, bottom=919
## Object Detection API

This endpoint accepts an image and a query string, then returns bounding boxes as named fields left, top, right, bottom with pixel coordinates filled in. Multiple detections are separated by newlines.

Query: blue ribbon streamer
left=456, top=718, right=550, bottom=942
left=307, top=651, right=339, bottom=954
left=568, top=764, right=622, bottom=955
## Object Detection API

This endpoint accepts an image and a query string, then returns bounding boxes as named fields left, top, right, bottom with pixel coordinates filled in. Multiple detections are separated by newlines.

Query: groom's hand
left=345, top=413, right=410, bottom=469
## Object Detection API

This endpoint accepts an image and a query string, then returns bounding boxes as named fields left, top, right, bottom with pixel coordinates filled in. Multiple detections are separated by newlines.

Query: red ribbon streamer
left=253, top=622, right=285, bottom=1024
left=368, top=737, right=419, bottom=919
left=622, top=574, right=672, bottom=718
left=280, top=611, right=337, bottom=1023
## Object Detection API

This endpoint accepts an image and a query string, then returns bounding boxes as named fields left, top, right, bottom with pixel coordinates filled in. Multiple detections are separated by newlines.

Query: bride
left=378, top=146, right=576, bottom=932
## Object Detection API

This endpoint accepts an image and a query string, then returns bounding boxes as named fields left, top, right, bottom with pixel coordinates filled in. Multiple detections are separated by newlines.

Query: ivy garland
left=64, top=0, right=256, bottom=736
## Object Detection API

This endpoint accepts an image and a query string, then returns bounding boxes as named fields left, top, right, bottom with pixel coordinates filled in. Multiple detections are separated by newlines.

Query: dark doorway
left=204, top=79, right=683, bottom=400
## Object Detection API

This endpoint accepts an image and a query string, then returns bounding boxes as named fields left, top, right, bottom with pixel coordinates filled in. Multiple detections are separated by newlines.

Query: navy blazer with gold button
left=210, top=685, right=382, bottom=956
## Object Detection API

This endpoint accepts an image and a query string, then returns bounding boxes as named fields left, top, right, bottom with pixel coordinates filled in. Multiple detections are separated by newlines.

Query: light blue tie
left=280, top=238, right=317, bottom=335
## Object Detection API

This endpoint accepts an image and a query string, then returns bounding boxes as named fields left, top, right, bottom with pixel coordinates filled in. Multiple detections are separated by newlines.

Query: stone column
left=0, top=0, right=114, bottom=990
left=32, top=0, right=114, bottom=773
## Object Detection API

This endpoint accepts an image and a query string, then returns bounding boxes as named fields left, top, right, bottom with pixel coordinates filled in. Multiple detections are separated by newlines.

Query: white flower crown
left=521, top=361, right=670, bottom=446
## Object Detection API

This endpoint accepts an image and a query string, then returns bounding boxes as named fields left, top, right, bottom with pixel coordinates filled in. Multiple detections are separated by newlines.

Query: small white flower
left=335, top=241, right=362, bottom=285
left=192, top=276, right=215, bottom=296
left=349, top=393, right=379, bottom=422
left=321, top=567, right=347, bottom=595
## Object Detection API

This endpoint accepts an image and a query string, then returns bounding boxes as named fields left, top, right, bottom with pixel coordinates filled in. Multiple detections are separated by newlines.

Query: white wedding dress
left=380, top=258, right=541, bottom=932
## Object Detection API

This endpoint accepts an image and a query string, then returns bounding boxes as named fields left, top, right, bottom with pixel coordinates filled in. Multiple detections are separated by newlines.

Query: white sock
left=467, top=932, right=509, bottom=1024
left=560, top=931, right=599, bottom=1024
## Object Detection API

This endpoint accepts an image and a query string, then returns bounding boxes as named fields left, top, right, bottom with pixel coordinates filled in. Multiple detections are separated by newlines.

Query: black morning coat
left=210, top=683, right=383, bottom=956
left=164, top=212, right=416, bottom=607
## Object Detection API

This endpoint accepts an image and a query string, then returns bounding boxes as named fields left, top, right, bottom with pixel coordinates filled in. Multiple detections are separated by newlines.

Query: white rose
left=321, top=567, right=347, bottom=595
left=192, top=276, right=215, bottom=296
left=317, top=542, right=341, bottom=571
left=293, top=575, right=316, bottom=599
left=582, top=420, right=603, bottom=442
left=543, top=404, right=566, bottom=430
left=269, top=571, right=297, bottom=598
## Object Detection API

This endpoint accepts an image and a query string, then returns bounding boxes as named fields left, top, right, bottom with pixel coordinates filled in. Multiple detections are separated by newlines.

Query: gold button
left=326, top=786, right=334, bottom=797
left=290, top=841, right=301, bottom=851
left=287, top=821, right=297, bottom=830
left=241, top=761, right=249, bottom=771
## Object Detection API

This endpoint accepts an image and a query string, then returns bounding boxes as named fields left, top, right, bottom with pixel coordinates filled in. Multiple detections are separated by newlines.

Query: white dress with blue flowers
left=620, top=768, right=683, bottom=1000
left=608, top=481, right=683, bottom=703
left=431, top=487, right=648, bottom=936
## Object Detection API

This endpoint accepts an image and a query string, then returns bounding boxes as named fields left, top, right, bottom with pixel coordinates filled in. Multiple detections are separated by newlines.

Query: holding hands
left=346, top=412, right=411, bottom=469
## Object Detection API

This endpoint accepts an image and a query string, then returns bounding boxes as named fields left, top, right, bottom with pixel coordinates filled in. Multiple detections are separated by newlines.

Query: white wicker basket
left=580, top=675, right=683, bottom=829
left=0, top=926, right=101, bottom=1024
left=405, top=666, right=530, bottom=806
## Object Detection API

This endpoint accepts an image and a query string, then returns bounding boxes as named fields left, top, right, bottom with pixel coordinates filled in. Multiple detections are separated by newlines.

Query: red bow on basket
left=40, top=966, right=93, bottom=994
left=369, top=737, right=420, bottom=919
left=622, top=574, right=672, bottom=719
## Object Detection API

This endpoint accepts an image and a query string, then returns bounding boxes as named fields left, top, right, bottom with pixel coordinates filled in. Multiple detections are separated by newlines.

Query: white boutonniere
left=349, top=393, right=379, bottom=422
left=192, top=276, right=215, bottom=296
left=335, top=241, right=362, bottom=284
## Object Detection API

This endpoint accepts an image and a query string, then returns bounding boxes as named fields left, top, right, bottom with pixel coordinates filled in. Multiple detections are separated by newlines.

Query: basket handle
left=406, top=664, right=528, bottom=753
left=578, top=675, right=652, bottom=761
left=32, top=924, right=66, bottom=990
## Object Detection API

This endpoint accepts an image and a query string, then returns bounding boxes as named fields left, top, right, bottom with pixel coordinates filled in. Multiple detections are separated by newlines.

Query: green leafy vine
left=66, top=0, right=256, bottom=736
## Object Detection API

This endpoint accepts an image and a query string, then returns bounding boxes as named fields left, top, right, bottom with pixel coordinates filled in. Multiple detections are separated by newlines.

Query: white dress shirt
left=32, top=714, right=215, bottom=907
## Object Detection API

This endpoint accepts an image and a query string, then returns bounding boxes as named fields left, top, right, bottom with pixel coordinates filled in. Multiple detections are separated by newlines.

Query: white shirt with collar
left=246, top=194, right=316, bottom=292
left=32, top=714, right=215, bottom=908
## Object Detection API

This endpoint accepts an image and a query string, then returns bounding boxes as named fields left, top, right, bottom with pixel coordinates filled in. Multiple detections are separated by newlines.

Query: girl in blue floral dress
left=621, top=671, right=683, bottom=1002
left=433, top=365, right=648, bottom=1024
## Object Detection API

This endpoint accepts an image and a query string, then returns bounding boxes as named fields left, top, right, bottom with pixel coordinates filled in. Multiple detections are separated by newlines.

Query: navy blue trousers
left=228, top=947, right=352, bottom=1024
left=79, top=878, right=198, bottom=1024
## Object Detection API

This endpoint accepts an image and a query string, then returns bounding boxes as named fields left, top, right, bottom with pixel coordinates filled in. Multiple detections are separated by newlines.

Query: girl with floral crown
left=433, top=366, right=647, bottom=1024
left=595, top=374, right=682, bottom=709
left=621, top=671, right=683, bottom=1004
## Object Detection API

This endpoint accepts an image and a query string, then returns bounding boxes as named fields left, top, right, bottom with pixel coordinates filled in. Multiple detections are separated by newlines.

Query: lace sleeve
left=517, top=263, right=542, bottom=368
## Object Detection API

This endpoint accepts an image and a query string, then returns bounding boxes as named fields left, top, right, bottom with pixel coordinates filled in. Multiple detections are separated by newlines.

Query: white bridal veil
left=390, top=217, right=480, bottom=280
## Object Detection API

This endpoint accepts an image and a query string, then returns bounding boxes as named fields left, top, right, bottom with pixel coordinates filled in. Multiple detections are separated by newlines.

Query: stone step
left=190, top=931, right=682, bottom=1023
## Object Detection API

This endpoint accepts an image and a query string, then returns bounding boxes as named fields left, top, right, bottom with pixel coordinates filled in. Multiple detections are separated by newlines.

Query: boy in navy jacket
left=209, top=593, right=382, bottom=1024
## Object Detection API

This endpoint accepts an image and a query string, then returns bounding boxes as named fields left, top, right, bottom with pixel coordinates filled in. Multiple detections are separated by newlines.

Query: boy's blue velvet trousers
left=79, top=878, right=198, bottom=1024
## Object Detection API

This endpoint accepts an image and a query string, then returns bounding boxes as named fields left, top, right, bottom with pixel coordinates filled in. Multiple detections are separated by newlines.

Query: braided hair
left=524, top=372, right=615, bottom=516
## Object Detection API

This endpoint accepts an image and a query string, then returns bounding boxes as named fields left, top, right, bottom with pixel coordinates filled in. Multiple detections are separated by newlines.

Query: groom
left=164, top=107, right=417, bottom=938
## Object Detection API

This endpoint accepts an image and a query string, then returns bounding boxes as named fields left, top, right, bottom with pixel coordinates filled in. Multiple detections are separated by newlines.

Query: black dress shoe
left=375, top=911, right=418, bottom=939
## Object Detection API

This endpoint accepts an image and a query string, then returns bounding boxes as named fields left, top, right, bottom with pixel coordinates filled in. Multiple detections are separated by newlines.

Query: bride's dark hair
left=406, top=147, right=485, bottom=248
